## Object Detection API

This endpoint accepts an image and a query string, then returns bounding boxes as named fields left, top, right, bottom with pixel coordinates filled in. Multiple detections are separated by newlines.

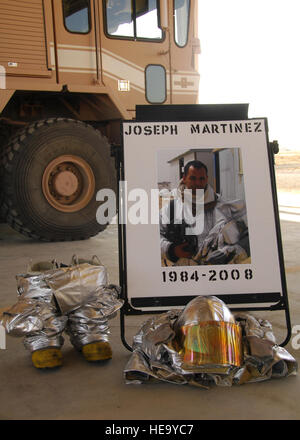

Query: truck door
left=51, top=0, right=100, bottom=86
left=170, top=0, right=200, bottom=104
left=100, top=0, right=171, bottom=108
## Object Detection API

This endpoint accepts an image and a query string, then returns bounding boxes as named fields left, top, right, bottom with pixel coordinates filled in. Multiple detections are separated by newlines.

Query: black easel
left=112, top=104, right=292, bottom=351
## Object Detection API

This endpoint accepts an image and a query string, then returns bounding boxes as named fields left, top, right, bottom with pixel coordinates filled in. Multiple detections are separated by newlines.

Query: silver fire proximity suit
left=160, top=182, right=250, bottom=266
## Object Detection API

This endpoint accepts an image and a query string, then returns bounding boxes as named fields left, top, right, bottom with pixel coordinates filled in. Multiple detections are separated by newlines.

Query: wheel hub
left=42, top=155, right=95, bottom=213
left=53, top=170, right=79, bottom=197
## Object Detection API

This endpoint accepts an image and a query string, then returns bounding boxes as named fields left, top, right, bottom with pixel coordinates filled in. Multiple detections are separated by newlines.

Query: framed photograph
left=120, top=118, right=287, bottom=312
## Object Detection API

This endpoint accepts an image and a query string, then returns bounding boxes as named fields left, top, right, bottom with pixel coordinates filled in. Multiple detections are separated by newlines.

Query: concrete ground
left=0, top=154, right=299, bottom=421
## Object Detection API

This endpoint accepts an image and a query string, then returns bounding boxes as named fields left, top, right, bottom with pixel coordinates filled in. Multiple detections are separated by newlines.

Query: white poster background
left=122, top=119, right=283, bottom=309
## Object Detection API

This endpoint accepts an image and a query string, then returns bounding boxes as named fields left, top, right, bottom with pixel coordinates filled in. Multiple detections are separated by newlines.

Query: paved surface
left=0, top=157, right=299, bottom=420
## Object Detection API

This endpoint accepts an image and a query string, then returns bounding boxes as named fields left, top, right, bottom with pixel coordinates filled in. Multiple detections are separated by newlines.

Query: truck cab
left=0, top=0, right=200, bottom=241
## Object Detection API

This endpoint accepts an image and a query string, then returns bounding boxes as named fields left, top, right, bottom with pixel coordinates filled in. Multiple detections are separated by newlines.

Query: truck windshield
left=104, top=0, right=162, bottom=40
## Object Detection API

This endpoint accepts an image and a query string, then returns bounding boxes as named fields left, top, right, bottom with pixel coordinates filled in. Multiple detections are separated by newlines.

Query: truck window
left=174, top=0, right=190, bottom=47
left=62, top=0, right=91, bottom=34
left=104, top=0, right=162, bottom=40
left=145, top=64, right=166, bottom=103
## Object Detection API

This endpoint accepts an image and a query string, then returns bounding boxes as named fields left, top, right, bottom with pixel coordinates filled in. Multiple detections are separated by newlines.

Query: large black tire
left=1, top=118, right=116, bottom=241
left=0, top=123, right=15, bottom=222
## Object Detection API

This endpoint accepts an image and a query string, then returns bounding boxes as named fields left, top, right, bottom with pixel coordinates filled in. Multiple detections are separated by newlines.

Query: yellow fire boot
left=31, top=347, right=63, bottom=369
left=82, top=341, right=112, bottom=362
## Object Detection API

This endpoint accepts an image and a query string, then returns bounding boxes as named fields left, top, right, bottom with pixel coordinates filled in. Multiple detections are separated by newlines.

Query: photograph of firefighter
left=158, top=148, right=251, bottom=266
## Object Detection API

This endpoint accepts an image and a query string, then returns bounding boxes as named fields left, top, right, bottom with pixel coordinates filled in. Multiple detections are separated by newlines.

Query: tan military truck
left=0, top=0, right=200, bottom=241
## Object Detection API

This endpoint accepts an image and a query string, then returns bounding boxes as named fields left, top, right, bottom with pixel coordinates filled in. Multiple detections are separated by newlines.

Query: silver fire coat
left=160, top=182, right=250, bottom=266
left=124, top=296, right=297, bottom=388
